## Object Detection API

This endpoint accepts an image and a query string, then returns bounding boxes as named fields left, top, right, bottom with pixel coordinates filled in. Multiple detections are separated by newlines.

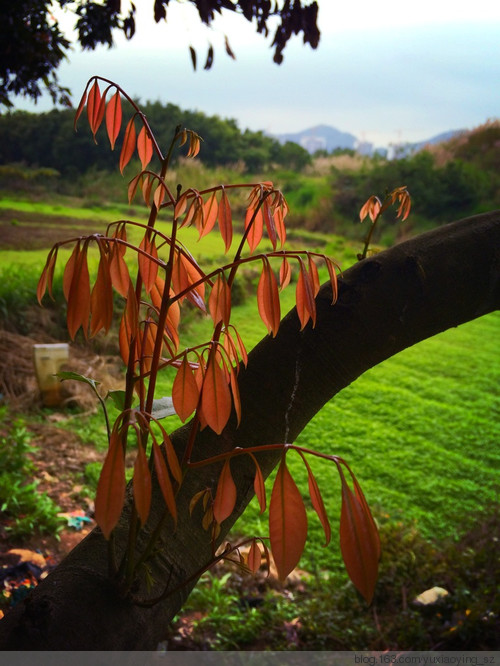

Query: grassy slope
left=1, top=197, right=498, bottom=578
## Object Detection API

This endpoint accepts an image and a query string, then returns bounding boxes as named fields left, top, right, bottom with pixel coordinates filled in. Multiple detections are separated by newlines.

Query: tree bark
left=1, top=211, right=499, bottom=650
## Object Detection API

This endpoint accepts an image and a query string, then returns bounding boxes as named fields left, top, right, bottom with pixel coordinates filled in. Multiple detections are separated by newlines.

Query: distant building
left=355, top=140, right=374, bottom=156
left=299, top=134, right=327, bottom=154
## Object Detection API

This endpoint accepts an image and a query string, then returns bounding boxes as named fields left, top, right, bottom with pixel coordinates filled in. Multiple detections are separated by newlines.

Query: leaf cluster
left=36, top=77, right=379, bottom=605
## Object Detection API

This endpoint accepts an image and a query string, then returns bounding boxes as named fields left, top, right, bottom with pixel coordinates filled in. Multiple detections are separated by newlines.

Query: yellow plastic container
left=33, top=343, right=69, bottom=407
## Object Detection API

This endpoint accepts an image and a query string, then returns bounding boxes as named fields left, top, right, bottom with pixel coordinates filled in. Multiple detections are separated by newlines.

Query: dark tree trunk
left=1, top=212, right=499, bottom=650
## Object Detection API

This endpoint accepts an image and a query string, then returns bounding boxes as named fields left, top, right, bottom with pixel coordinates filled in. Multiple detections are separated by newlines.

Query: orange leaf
left=119, top=282, right=139, bottom=366
left=324, top=257, right=339, bottom=304
left=105, top=90, right=122, bottom=150
left=273, top=201, right=287, bottom=247
left=73, top=87, right=88, bottom=130
left=359, top=195, right=381, bottom=223
left=127, top=173, right=142, bottom=204
left=263, top=198, right=277, bottom=250
left=279, top=256, right=291, bottom=291
left=249, top=453, right=266, bottom=513
left=119, top=117, right=136, bottom=174
left=339, top=469, right=380, bottom=603
left=213, top=459, right=237, bottom=524
left=229, top=365, right=241, bottom=426
left=247, top=540, right=262, bottom=573
left=172, top=355, right=200, bottom=422
left=90, top=250, right=113, bottom=336
left=109, top=241, right=131, bottom=297
left=133, top=444, right=152, bottom=526
left=218, top=188, right=233, bottom=252
left=295, top=259, right=316, bottom=330
left=201, top=190, right=218, bottom=238
left=245, top=204, right=263, bottom=254
left=153, top=183, right=166, bottom=209
left=300, top=454, right=331, bottom=546
left=137, top=125, right=153, bottom=170
left=37, top=246, right=58, bottom=304
left=233, top=326, right=248, bottom=367
left=86, top=80, right=103, bottom=140
left=66, top=242, right=91, bottom=339
left=138, top=233, right=159, bottom=294
left=152, top=440, right=177, bottom=524
left=257, top=258, right=280, bottom=336
left=308, top=254, right=321, bottom=297
left=163, top=433, right=182, bottom=484
left=94, top=427, right=126, bottom=539
left=208, top=273, right=231, bottom=327
left=201, top=355, right=232, bottom=434
left=62, top=243, right=79, bottom=301
left=269, top=457, right=308, bottom=581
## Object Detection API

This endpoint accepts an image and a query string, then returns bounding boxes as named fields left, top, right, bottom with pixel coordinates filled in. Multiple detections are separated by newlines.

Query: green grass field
left=1, top=196, right=498, bottom=581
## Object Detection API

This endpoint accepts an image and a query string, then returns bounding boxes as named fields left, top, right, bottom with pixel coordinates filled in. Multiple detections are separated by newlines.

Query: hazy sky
left=15, top=0, right=500, bottom=148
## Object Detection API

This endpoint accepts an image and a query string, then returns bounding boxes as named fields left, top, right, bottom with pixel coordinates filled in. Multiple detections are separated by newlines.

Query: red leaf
left=138, top=233, right=159, bottom=294
left=247, top=540, right=262, bottom=573
left=133, top=444, right=152, bottom=526
left=218, top=188, right=233, bottom=252
left=229, top=365, right=241, bottom=426
left=73, top=87, right=88, bottom=130
left=152, top=440, right=177, bottom=524
left=105, top=90, right=122, bottom=150
left=66, top=242, right=91, bottom=339
left=269, top=457, right=308, bottom=581
left=273, top=203, right=287, bottom=248
left=90, top=250, right=113, bottom=336
left=163, top=433, right=182, bottom=484
left=119, top=282, right=139, bottom=366
left=86, top=80, right=103, bottom=139
left=109, top=241, right=131, bottom=298
left=324, top=257, right=339, bottom=305
left=119, top=117, right=136, bottom=174
left=245, top=203, right=263, bottom=254
left=208, top=273, right=231, bottom=327
left=308, top=254, right=321, bottom=297
left=263, top=198, right=277, bottom=250
left=201, top=190, right=218, bottom=238
left=279, top=256, right=291, bottom=291
left=249, top=453, right=266, bottom=513
left=37, top=246, right=58, bottom=304
left=94, top=427, right=126, bottom=539
left=137, top=125, right=153, bottom=170
left=300, top=454, right=331, bottom=546
left=172, top=355, right=200, bottom=422
left=295, top=259, right=316, bottom=330
left=201, top=355, right=232, bottom=434
left=339, top=469, right=380, bottom=603
left=213, top=459, right=237, bottom=524
left=257, top=258, right=280, bottom=336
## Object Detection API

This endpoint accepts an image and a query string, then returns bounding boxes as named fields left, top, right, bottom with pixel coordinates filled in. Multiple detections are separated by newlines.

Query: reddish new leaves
left=39, top=78, right=385, bottom=604
left=339, top=465, right=380, bottom=603
left=269, top=456, right=308, bottom=581
left=95, top=423, right=126, bottom=539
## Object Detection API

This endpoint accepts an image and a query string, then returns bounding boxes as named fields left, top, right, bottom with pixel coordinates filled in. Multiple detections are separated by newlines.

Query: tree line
left=0, top=101, right=311, bottom=175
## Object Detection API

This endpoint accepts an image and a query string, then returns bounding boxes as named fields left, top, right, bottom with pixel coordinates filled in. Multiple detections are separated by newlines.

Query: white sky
left=13, top=0, right=500, bottom=147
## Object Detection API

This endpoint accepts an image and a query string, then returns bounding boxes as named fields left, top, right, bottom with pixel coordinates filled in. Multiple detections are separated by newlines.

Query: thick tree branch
left=1, top=211, right=499, bottom=649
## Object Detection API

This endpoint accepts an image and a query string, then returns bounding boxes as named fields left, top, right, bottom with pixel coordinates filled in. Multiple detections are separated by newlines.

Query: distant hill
left=272, top=125, right=467, bottom=157
left=273, top=124, right=358, bottom=153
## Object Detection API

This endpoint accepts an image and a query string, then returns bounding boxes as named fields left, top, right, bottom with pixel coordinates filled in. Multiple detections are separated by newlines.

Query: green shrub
left=0, top=410, right=62, bottom=538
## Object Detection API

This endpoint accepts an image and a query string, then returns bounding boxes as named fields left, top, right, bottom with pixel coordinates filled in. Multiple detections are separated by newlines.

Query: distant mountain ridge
left=273, top=124, right=357, bottom=153
left=273, top=125, right=465, bottom=156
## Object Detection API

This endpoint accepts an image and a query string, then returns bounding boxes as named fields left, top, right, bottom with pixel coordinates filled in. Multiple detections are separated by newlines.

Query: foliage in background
left=0, top=409, right=62, bottom=538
